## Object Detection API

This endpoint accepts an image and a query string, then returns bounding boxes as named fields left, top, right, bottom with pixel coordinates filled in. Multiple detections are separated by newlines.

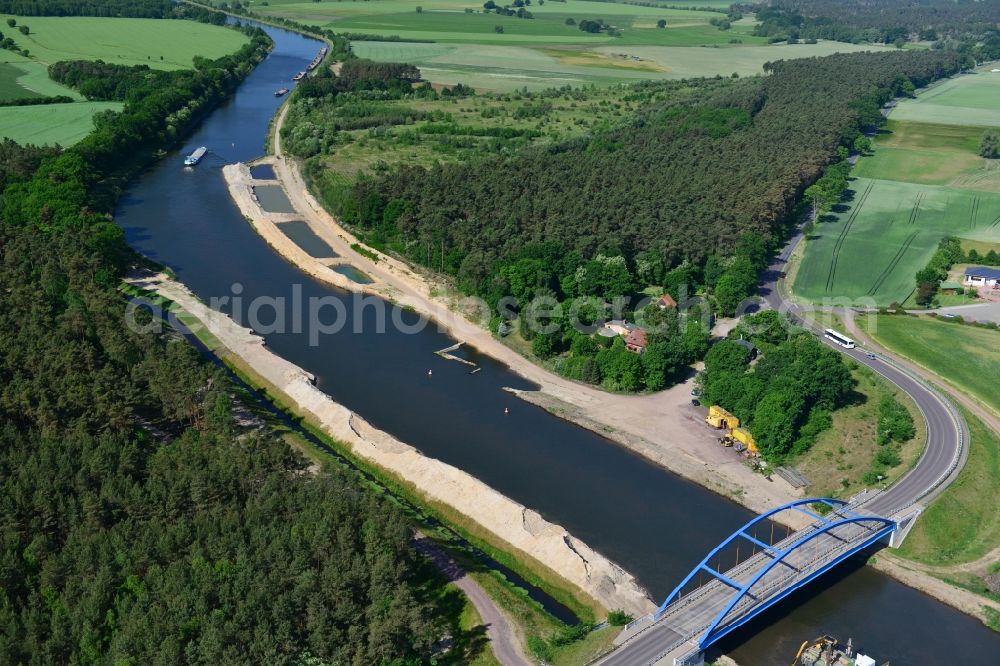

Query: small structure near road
left=597, top=319, right=633, bottom=338
left=657, top=293, right=677, bottom=309
left=938, top=280, right=963, bottom=295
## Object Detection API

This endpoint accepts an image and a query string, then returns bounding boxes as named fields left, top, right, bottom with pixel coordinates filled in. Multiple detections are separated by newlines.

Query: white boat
left=184, top=146, right=207, bottom=166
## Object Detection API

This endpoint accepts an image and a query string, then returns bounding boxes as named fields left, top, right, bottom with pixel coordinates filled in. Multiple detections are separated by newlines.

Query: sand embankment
left=224, top=158, right=811, bottom=528
left=126, top=270, right=655, bottom=617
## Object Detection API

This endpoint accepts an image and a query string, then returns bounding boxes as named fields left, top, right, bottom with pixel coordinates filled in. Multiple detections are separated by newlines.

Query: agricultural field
left=793, top=179, right=1000, bottom=305
left=793, top=67, right=1000, bottom=306
left=852, top=119, right=1000, bottom=191
left=0, top=101, right=122, bottom=145
left=859, top=314, right=1000, bottom=416
left=0, top=16, right=248, bottom=145
left=351, top=39, right=890, bottom=90
left=0, top=51, right=83, bottom=101
left=890, top=69, right=1000, bottom=127
left=0, top=15, right=250, bottom=70
left=260, top=0, right=894, bottom=89
left=0, top=62, right=41, bottom=100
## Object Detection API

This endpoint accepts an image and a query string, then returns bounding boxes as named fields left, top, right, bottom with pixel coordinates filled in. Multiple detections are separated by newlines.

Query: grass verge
left=792, top=362, right=926, bottom=499
left=858, top=314, right=1000, bottom=417
left=897, top=406, right=1000, bottom=565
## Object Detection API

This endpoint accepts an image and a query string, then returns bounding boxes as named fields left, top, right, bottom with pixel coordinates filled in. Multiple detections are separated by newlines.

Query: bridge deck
left=598, top=503, right=895, bottom=665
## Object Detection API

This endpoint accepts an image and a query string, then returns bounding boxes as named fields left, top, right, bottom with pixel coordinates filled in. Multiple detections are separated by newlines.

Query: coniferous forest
left=330, top=50, right=963, bottom=305
left=0, top=16, right=453, bottom=666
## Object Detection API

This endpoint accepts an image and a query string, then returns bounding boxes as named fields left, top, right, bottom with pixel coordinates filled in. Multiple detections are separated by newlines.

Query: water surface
left=114, top=23, right=999, bottom=665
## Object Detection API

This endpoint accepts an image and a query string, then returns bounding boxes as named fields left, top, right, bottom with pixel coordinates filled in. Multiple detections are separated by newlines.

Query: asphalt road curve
left=761, top=230, right=967, bottom=516
left=598, top=229, right=969, bottom=666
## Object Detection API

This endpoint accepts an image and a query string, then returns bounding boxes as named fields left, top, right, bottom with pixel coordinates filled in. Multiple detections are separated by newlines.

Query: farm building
left=964, top=266, right=1000, bottom=288
left=625, top=328, right=648, bottom=354
left=939, top=280, right=963, bottom=295
left=597, top=319, right=633, bottom=338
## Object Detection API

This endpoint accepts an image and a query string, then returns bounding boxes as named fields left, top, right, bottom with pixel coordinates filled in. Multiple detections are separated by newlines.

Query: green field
left=0, top=101, right=122, bottom=145
left=263, top=0, right=900, bottom=89
left=852, top=119, right=1000, bottom=191
left=860, top=315, right=1000, bottom=416
left=351, top=39, right=890, bottom=90
left=890, top=70, right=1000, bottom=127
left=327, top=8, right=761, bottom=46
left=793, top=67, right=1000, bottom=306
left=0, top=53, right=83, bottom=101
left=261, top=0, right=732, bottom=24
left=0, top=63, right=41, bottom=100
left=898, top=406, right=1000, bottom=565
left=0, top=15, right=249, bottom=69
left=261, top=0, right=894, bottom=89
left=793, top=178, right=1000, bottom=305
left=0, top=16, right=248, bottom=145
left=860, top=315, right=1000, bottom=566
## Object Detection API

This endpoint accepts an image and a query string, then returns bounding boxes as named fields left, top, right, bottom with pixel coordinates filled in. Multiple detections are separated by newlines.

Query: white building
left=964, top=266, right=1000, bottom=288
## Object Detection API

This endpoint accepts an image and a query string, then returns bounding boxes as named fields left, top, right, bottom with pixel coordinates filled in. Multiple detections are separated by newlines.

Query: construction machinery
left=708, top=406, right=759, bottom=457
left=706, top=405, right=739, bottom=429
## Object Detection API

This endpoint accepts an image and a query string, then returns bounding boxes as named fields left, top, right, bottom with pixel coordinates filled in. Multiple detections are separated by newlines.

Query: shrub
left=608, top=610, right=633, bottom=626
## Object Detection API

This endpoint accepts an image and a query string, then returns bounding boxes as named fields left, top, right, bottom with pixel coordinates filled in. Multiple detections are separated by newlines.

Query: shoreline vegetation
left=122, top=270, right=653, bottom=635
left=234, top=20, right=1000, bottom=636
left=212, top=93, right=1000, bottom=637
left=3, top=3, right=996, bottom=663
left=0, top=9, right=502, bottom=664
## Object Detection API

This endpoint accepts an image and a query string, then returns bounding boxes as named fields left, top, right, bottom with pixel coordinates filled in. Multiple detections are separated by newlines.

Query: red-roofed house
left=625, top=328, right=648, bottom=354
left=658, top=294, right=677, bottom=309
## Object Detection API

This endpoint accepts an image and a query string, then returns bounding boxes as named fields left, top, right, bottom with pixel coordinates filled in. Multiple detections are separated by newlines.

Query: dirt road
left=414, top=535, right=531, bottom=666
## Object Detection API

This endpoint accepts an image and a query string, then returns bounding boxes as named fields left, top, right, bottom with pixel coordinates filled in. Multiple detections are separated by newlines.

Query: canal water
left=114, top=24, right=998, bottom=664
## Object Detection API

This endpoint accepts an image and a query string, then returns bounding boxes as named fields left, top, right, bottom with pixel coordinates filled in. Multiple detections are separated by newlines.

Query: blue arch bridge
left=595, top=495, right=921, bottom=666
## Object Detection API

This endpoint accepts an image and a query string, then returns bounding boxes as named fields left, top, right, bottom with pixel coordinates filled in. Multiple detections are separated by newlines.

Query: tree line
left=0, top=0, right=221, bottom=20
left=328, top=50, right=961, bottom=310
left=286, top=49, right=960, bottom=391
left=697, top=311, right=856, bottom=462
left=741, top=0, right=1000, bottom=57
left=0, top=17, right=459, bottom=664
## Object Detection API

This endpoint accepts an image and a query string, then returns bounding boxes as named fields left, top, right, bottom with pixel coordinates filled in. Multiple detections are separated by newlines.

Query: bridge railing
left=639, top=517, right=894, bottom=663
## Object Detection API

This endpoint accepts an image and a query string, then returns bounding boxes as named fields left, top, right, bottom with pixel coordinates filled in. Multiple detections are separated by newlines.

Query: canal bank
left=114, top=22, right=1000, bottom=665
left=124, top=269, right=653, bottom=618
left=228, top=127, right=811, bottom=526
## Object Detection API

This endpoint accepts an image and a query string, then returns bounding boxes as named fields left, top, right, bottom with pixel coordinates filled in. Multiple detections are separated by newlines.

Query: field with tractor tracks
left=793, top=68, right=1000, bottom=306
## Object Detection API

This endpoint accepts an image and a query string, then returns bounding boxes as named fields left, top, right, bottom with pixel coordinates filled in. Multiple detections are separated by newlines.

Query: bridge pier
left=888, top=507, right=923, bottom=548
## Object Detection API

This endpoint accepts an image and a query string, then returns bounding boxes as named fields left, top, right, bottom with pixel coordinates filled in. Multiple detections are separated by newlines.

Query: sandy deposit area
left=220, top=102, right=810, bottom=529
left=126, top=270, right=654, bottom=616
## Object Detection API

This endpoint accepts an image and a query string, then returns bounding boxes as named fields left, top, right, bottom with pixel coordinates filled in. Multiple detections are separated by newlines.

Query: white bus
left=824, top=328, right=855, bottom=349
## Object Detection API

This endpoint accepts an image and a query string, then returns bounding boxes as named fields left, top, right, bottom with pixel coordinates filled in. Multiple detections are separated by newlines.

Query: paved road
left=917, top=301, right=1000, bottom=325
left=413, top=536, right=531, bottom=666
left=761, top=229, right=967, bottom=515
left=597, top=226, right=969, bottom=665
